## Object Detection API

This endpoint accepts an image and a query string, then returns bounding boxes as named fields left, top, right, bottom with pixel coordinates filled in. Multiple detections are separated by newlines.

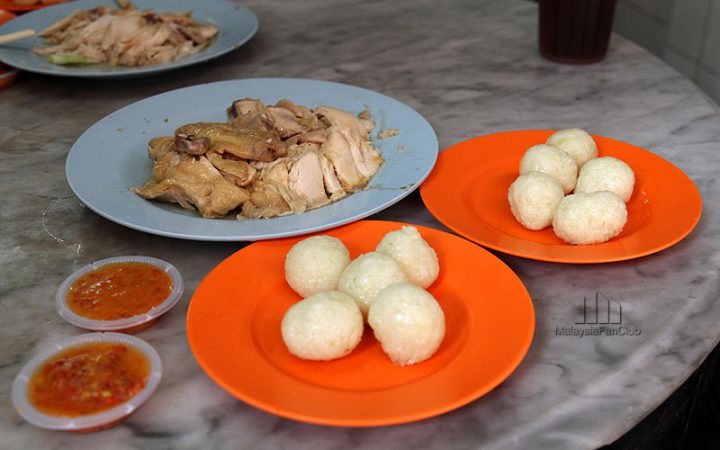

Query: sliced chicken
left=132, top=154, right=248, bottom=218
left=134, top=98, right=385, bottom=220
left=178, top=24, right=219, bottom=45
left=319, top=153, right=347, bottom=201
left=228, top=98, right=265, bottom=119
left=151, top=149, right=181, bottom=180
left=275, top=99, right=321, bottom=130
left=175, top=122, right=286, bottom=162
left=288, top=150, right=330, bottom=208
left=38, top=10, right=87, bottom=38
left=241, top=182, right=291, bottom=219
left=286, top=143, right=321, bottom=158
left=315, top=106, right=375, bottom=140
left=206, top=151, right=256, bottom=186
left=116, top=25, right=173, bottom=66
left=175, top=134, right=210, bottom=155
left=261, top=160, right=306, bottom=213
left=335, top=126, right=384, bottom=179
left=33, top=4, right=217, bottom=67
left=148, top=136, right=175, bottom=161
left=100, top=14, right=142, bottom=50
left=284, top=129, right=328, bottom=147
left=265, top=106, right=307, bottom=138
left=321, top=127, right=369, bottom=190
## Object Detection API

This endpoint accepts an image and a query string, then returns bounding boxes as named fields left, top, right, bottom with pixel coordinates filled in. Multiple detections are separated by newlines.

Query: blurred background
left=614, top=0, right=720, bottom=107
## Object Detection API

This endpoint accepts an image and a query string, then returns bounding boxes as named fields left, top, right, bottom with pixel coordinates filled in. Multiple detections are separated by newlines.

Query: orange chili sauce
left=28, top=342, right=150, bottom=417
left=67, top=263, right=172, bottom=321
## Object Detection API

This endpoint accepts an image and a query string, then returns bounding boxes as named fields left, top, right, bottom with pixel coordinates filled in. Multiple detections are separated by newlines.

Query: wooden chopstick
left=0, top=29, right=36, bottom=46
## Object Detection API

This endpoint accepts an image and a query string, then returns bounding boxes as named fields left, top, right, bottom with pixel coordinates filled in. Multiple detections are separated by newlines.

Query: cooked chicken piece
left=378, top=128, right=400, bottom=139
left=38, top=10, right=86, bottom=38
left=175, top=134, right=210, bottom=155
left=321, top=129, right=363, bottom=190
left=275, top=99, right=321, bottom=130
left=227, top=112, right=272, bottom=131
left=284, top=129, right=328, bottom=147
left=175, top=123, right=285, bottom=162
left=228, top=98, right=264, bottom=118
left=288, top=150, right=330, bottom=208
left=248, top=160, right=272, bottom=171
left=315, top=106, right=375, bottom=140
left=320, top=153, right=347, bottom=201
left=148, top=136, right=175, bottom=161
left=135, top=98, right=384, bottom=220
left=132, top=154, right=248, bottom=218
left=72, top=44, right=106, bottom=63
left=337, top=126, right=384, bottom=179
left=265, top=106, right=307, bottom=139
left=33, top=4, right=217, bottom=67
left=321, top=126, right=383, bottom=191
left=115, top=25, right=173, bottom=66
left=76, top=14, right=114, bottom=46
left=261, top=160, right=306, bottom=213
left=227, top=98, right=273, bottom=131
left=173, top=40, right=203, bottom=61
left=155, top=11, right=196, bottom=27
left=150, top=147, right=180, bottom=180
left=31, top=44, right=67, bottom=56
left=286, top=143, right=321, bottom=158
left=101, top=14, right=143, bottom=50
left=241, top=182, right=291, bottom=219
left=147, top=44, right=177, bottom=64
left=206, top=151, right=256, bottom=186
left=178, top=24, right=219, bottom=45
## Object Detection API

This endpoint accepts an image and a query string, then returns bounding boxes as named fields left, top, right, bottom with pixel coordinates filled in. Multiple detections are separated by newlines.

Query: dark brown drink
left=539, top=0, right=618, bottom=64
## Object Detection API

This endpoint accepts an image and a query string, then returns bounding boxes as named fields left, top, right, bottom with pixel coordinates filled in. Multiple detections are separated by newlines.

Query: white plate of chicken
left=0, top=0, right=257, bottom=78
left=65, top=78, right=438, bottom=241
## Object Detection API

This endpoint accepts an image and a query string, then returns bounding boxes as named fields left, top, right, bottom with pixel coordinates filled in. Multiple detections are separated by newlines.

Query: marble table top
left=1, top=0, right=719, bottom=449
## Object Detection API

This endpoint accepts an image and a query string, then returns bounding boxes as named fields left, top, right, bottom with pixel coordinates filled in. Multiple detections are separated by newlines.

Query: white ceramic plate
left=65, top=78, right=439, bottom=241
left=0, top=0, right=258, bottom=79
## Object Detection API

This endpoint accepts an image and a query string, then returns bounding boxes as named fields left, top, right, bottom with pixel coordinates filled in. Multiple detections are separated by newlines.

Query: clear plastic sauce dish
left=12, top=332, right=163, bottom=432
left=56, top=256, right=184, bottom=333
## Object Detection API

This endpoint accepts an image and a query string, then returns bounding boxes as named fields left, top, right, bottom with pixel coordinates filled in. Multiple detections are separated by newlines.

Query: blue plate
left=65, top=78, right=439, bottom=241
left=0, top=0, right=258, bottom=79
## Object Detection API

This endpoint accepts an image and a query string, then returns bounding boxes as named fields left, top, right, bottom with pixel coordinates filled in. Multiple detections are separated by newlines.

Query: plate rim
left=186, top=219, right=536, bottom=427
left=420, top=129, right=703, bottom=264
left=65, top=77, right=439, bottom=241
left=0, top=0, right=64, bottom=13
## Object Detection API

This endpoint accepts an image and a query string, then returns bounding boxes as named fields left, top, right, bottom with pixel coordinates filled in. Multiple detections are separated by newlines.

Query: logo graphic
left=576, top=292, right=622, bottom=325
left=555, top=292, right=641, bottom=338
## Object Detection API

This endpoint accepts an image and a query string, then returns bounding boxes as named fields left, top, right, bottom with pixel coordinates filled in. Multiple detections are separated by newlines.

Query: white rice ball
left=552, top=192, right=628, bottom=245
left=285, top=235, right=350, bottom=297
left=281, top=291, right=363, bottom=361
left=368, top=283, right=445, bottom=366
left=338, top=252, right=408, bottom=315
left=376, top=226, right=439, bottom=288
left=508, top=172, right=565, bottom=230
left=519, top=144, right=578, bottom=193
left=546, top=128, right=598, bottom=167
left=575, top=156, right=635, bottom=202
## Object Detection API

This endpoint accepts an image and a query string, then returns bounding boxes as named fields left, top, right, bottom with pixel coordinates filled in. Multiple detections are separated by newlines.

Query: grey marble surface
left=1, top=0, right=719, bottom=449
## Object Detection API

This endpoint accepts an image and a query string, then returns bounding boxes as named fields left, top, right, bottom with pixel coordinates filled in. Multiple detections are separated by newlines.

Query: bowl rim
left=11, top=332, right=163, bottom=430
left=55, top=255, right=184, bottom=331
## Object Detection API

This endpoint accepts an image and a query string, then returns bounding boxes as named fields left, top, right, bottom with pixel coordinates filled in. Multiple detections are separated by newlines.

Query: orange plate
left=187, top=220, right=534, bottom=427
left=420, top=130, right=702, bottom=264
left=0, top=1, right=68, bottom=12
left=0, top=9, right=16, bottom=23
